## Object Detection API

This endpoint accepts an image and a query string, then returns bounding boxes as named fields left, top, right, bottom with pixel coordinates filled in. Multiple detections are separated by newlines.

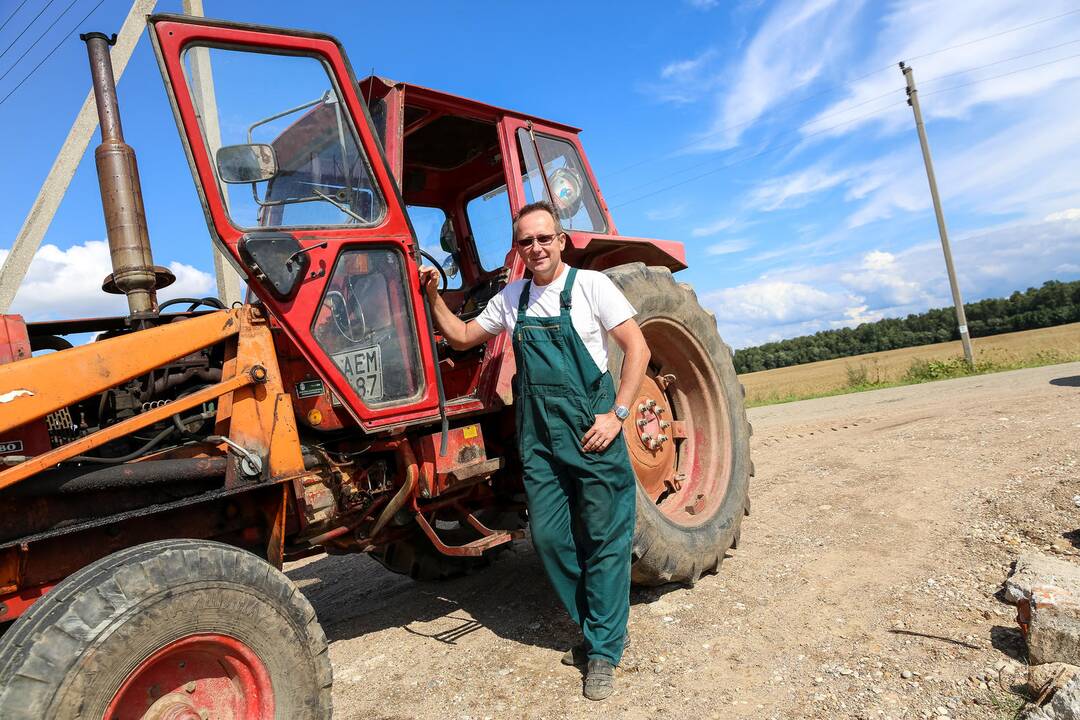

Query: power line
left=0, top=0, right=81, bottom=84
left=906, top=7, right=1080, bottom=64
left=610, top=102, right=909, bottom=210
left=0, top=0, right=58, bottom=60
left=0, top=0, right=105, bottom=109
left=601, top=7, right=1080, bottom=180
left=606, top=85, right=903, bottom=202
left=609, top=50, right=1080, bottom=210
left=0, top=0, right=32, bottom=35
left=920, top=50, right=1080, bottom=99
left=919, top=37, right=1080, bottom=87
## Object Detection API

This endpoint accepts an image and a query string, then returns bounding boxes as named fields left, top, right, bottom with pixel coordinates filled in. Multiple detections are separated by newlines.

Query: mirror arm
left=286, top=241, right=328, bottom=270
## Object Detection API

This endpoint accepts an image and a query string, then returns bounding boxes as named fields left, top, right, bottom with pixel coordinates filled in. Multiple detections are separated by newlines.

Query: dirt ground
left=286, top=361, right=1080, bottom=719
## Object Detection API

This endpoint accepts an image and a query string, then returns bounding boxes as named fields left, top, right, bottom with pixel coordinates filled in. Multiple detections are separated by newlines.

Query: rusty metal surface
left=0, top=309, right=240, bottom=435
left=2, top=457, right=227, bottom=497
left=623, top=374, right=677, bottom=501
left=82, top=32, right=170, bottom=316
left=0, top=372, right=253, bottom=493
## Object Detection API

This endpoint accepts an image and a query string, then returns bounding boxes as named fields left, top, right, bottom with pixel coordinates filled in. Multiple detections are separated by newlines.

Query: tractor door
left=149, top=15, right=441, bottom=430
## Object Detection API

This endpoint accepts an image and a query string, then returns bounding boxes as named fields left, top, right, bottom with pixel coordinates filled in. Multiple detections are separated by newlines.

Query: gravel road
left=287, top=362, right=1080, bottom=719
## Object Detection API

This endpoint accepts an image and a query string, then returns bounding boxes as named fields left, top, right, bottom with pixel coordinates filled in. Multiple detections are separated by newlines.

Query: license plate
left=330, top=344, right=384, bottom=402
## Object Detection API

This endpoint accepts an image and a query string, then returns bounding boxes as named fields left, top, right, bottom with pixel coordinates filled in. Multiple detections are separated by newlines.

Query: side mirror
left=216, top=144, right=278, bottom=184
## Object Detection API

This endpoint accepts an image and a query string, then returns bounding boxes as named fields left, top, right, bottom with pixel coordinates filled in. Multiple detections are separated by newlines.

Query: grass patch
left=745, top=348, right=1080, bottom=408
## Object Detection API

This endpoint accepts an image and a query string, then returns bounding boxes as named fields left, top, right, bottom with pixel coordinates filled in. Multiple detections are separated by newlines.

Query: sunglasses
left=515, top=232, right=562, bottom=249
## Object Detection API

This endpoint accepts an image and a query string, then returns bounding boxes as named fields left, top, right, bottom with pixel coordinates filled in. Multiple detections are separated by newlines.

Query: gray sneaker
left=583, top=659, right=615, bottom=700
left=560, top=633, right=630, bottom=666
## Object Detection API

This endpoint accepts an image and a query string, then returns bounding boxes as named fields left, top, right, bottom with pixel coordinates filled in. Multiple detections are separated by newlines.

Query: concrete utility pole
left=900, top=61, right=975, bottom=367
left=182, top=0, right=242, bottom=306
left=0, top=0, right=157, bottom=313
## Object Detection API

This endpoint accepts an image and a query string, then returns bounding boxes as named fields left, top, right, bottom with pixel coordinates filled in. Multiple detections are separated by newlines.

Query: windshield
left=181, top=45, right=386, bottom=230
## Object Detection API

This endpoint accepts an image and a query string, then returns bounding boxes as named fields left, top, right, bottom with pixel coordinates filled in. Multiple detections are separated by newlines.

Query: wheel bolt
left=637, top=403, right=647, bottom=412
left=637, top=419, right=648, bottom=427
left=647, top=399, right=657, bottom=409
left=655, top=406, right=665, bottom=415
left=658, top=434, right=669, bottom=443
left=660, top=420, right=671, bottom=429
left=184, top=681, right=197, bottom=694
left=640, top=433, right=652, bottom=444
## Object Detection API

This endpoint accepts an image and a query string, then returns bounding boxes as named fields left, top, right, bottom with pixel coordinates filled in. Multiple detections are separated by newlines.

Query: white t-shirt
left=474, top=265, right=637, bottom=372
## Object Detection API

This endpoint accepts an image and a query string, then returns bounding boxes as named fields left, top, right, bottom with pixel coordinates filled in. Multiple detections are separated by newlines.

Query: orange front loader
left=0, top=15, right=751, bottom=719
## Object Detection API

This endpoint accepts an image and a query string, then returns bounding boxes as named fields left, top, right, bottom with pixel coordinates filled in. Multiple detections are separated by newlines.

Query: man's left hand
left=582, top=412, right=624, bottom=453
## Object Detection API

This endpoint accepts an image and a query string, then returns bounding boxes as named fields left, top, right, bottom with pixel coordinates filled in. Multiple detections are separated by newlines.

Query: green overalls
left=512, top=267, right=637, bottom=665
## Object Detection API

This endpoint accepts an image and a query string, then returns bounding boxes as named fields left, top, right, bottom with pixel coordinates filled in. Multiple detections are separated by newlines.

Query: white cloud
left=646, top=49, right=720, bottom=104
left=1046, top=208, right=1080, bottom=222
left=748, top=163, right=853, bottom=211
left=691, top=217, right=737, bottom=237
left=706, top=239, right=751, bottom=255
left=686, top=0, right=719, bottom=8
left=801, top=1, right=1080, bottom=139
left=645, top=202, right=689, bottom=222
left=0, top=241, right=216, bottom=321
left=706, top=280, right=861, bottom=325
left=705, top=212, right=1080, bottom=347
left=695, top=0, right=864, bottom=150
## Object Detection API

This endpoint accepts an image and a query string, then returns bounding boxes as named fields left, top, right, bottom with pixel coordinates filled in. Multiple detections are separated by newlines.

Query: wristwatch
left=613, top=404, right=630, bottom=421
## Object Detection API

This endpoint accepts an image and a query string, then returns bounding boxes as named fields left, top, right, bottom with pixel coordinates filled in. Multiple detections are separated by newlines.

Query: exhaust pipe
left=81, top=32, right=173, bottom=318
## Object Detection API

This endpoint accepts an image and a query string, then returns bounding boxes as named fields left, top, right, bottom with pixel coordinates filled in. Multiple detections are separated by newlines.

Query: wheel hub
left=105, top=634, right=274, bottom=720
left=622, top=374, right=677, bottom=500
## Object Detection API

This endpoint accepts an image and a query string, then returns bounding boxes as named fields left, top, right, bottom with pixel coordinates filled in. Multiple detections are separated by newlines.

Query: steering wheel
left=418, top=249, right=448, bottom=292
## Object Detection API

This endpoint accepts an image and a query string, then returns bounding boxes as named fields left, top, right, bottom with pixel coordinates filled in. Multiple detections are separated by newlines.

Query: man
left=420, top=201, right=650, bottom=701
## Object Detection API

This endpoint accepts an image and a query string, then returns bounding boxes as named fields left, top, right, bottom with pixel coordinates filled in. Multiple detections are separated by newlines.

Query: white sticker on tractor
left=0, top=389, right=33, bottom=403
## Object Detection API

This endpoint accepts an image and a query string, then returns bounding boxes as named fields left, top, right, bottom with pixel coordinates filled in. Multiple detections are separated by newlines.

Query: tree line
left=733, top=280, right=1080, bottom=374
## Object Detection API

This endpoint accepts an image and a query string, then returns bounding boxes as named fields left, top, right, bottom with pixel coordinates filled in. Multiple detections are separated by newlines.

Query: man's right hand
left=418, top=266, right=441, bottom=301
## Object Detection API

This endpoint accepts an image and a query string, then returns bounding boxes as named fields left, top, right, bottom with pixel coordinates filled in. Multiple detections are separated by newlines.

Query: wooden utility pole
left=0, top=0, right=157, bottom=313
left=900, top=61, right=975, bottom=367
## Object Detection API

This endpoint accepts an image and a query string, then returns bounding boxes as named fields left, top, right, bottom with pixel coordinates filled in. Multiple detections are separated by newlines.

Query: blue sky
left=1, top=0, right=1079, bottom=348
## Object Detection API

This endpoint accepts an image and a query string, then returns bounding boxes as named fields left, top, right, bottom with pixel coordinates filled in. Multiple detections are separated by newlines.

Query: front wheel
left=604, top=263, right=753, bottom=586
left=0, top=539, right=332, bottom=720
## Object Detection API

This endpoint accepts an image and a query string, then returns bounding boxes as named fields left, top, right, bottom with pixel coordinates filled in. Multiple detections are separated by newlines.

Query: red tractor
left=0, top=14, right=751, bottom=719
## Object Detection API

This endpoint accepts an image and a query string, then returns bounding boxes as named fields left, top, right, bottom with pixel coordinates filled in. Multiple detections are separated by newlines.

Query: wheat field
left=737, top=322, right=1080, bottom=405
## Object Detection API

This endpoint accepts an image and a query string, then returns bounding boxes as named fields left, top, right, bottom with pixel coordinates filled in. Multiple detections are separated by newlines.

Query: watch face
left=615, top=405, right=630, bottom=420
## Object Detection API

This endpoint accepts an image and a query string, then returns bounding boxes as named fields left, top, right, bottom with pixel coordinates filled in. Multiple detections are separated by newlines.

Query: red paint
left=151, top=18, right=442, bottom=432
left=0, top=583, right=55, bottom=623
left=105, top=634, right=274, bottom=720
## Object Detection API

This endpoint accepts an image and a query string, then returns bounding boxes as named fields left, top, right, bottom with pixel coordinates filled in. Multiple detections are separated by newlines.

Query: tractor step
left=414, top=511, right=524, bottom=558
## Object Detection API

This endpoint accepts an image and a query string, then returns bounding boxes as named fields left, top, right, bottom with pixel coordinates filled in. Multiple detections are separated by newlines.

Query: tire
left=604, top=263, right=752, bottom=587
left=0, top=539, right=332, bottom=720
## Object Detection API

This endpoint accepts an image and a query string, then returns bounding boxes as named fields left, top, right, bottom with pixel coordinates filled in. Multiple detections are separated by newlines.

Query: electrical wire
left=0, top=0, right=80, bottom=84
left=0, top=0, right=31, bottom=35
left=609, top=101, right=909, bottom=210
left=606, top=86, right=903, bottom=202
left=601, top=7, right=1080, bottom=179
left=917, top=37, right=1080, bottom=87
left=0, top=0, right=105, bottom=109
left=920, top=50, right=1080, bottom=99
left=0, top=0, right=58, bottom=60
left=607, top=43, right=1080, bottom=208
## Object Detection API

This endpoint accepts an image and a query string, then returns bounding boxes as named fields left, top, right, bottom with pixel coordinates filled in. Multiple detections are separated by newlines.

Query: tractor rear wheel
left=604, top=263, right=752, bottom=586
left=0, top=539, right=332, bottom=720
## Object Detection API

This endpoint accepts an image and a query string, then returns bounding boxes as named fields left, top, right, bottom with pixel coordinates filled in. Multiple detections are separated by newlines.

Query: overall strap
left=516, top=280, right=533, bottom=322
left=559, top=267, right=578, bottom=313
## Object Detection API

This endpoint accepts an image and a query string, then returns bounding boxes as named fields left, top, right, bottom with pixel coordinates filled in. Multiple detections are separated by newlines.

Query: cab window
left=466, top=186, right=514, bottom=272
left=517, top=129, right=607, bottom=234
left=406, top=205, right=461, bottom=290
left=181, top=46, right=386, bottom=230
